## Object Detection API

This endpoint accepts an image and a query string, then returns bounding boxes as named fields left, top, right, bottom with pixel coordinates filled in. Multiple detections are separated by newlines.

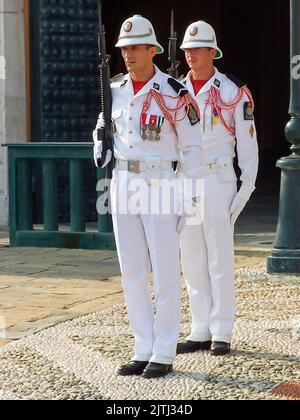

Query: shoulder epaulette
left=111, top=73, right=124, bottom=83
left=225, top=73, right=246, bottom=89
left=168, top=77, right=189, bottom=97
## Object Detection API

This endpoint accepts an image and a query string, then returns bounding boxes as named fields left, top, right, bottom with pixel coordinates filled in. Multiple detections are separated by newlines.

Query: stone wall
left=0, top=0, right=27, bottom=229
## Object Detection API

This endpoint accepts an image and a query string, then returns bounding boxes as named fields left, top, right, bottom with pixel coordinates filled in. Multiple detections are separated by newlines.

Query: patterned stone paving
left=0, top=264, right=299, bottom=400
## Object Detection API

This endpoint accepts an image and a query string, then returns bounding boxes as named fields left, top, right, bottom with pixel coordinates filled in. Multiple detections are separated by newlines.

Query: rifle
left=168, top=10, right=180, bottom=79
left=168, top=10, right=180, bottom=171
left=97, top=0, right=114, bottom=171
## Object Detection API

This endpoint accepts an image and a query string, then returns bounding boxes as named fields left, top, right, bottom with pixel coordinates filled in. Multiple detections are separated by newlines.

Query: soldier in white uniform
left=93, top=15, right=203, bottom=377
left=177, top=21, right=259, bottom=356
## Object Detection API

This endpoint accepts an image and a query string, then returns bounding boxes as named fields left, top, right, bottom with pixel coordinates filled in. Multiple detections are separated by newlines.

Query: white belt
left=177, top=162, right=218, bottom=177
left=116, top=159, right=173, bottom=174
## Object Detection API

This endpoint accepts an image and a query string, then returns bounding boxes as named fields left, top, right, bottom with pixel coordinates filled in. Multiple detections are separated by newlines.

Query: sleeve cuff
left=238, top=183, right=255, bottom=201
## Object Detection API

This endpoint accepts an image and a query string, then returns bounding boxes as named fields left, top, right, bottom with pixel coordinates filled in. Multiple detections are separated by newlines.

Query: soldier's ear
left=149, top=46, right=157, bottom=58
left=211, top=48, right=217, bottom=59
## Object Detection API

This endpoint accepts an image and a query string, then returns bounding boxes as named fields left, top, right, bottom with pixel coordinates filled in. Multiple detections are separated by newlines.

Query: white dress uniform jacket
left=180, top=68, right=259, bottom=344
left=93, top=65, right=203, bottom=364
left=94, top=65, right=202, bottom=175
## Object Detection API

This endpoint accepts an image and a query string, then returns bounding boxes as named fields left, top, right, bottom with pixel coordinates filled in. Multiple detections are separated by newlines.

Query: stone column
left=0, top=0, right=27, bottom=229
left=267, top=0, right=300, bottom=273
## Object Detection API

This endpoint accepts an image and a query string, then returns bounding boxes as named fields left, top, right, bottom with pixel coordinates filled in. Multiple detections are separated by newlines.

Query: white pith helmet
left=180, top=21, right=223, bottom=59
left=115, top=15, right=164, bottom=54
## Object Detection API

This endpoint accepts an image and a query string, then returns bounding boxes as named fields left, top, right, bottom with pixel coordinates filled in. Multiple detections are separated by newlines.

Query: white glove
left=177, top=197, right=200, bottom=234
left=177, top=217, right=186, bottom=234
left=229, top=194, right=248, bottom=225
left=93, top=140, right=112, bottom=169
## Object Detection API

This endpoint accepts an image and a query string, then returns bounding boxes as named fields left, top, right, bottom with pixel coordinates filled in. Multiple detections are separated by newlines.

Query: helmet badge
left=124, top=22, right=133, bottom=33
left=189, top=27, right=198, bottom=36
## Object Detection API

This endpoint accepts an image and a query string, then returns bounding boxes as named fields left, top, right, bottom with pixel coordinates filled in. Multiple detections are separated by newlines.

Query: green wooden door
left=29, top=0, right=101, bottom=226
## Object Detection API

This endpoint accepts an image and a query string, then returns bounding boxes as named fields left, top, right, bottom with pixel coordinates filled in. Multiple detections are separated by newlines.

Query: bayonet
left=168, top=10, right=180, bottom=79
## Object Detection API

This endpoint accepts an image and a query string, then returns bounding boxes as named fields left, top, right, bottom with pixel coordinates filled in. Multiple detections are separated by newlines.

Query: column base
left=267, top=154, right=300, bottom=275
left=267, top=249, right=300, bottom=274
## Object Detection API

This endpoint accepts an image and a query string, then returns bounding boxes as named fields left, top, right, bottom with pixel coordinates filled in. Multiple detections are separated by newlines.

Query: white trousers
left=180, top=173, right=237, bottom=344
left=110, top=169, right=181, bottom=365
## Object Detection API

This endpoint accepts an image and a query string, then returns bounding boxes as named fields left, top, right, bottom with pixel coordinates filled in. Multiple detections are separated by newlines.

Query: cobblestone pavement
left=0, top=235, right=123, bottom=344
left=0, top=264, right=299, bottom=400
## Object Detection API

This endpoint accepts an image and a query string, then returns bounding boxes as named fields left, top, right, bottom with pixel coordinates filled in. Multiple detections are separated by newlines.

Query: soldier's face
left=184, top=47, right=216, bottom=70
left=121, top=45, right=157, bottom=73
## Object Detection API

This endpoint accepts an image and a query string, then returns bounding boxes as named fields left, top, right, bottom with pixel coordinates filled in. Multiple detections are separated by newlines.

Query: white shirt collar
left=122, top=64, right=163, bottom=98
left=184, top=67, right=222, bottom=96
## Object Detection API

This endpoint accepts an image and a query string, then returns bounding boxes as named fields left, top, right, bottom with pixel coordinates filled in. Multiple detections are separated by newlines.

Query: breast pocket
left=212, top=109, right=234, bottom=135
left=159, top=115, right=173, bottom=135
left=112, top=109, right=123, bottom=135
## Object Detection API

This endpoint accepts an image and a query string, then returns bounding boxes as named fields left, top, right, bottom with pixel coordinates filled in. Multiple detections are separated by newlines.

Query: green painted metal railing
left=2, top=143, right=115, bottom=250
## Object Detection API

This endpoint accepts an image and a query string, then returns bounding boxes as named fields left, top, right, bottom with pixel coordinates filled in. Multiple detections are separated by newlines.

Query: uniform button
left=130, top=146, right=133, bottom=149
left=130, top=103, right=134, bottom=107
left=129, top=117, right=133, bottom=121
left=129, top=131, right=133, bottom=134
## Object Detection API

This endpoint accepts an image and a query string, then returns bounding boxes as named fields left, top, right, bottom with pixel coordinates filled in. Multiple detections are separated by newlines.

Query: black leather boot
left=118, top=361, right=149, bottom=376
left=211, top=342, right=231, bottom=356
left=177, top=340, right=212, bottom=354
left=142, top=363, right=173, bottom=379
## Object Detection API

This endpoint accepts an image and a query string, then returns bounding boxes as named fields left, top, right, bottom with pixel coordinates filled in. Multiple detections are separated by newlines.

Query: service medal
left=155, top=127, right=161, bottom=141
left=148, top=125, right=155, bottom=141
left=211, top=116, right=220, bottom=126
left=141, top=124, right=148, bottom=140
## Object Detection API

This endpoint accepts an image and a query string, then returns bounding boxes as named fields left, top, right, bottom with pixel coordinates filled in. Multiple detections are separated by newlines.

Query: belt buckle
left=128, top=160, right=140, bottom=174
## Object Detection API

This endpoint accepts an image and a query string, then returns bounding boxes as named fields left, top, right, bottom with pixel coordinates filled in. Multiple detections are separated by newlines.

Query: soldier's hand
left=177, top=217, right=186, bottom=234
left=93, top=140, right=112, bottom=169
left=230, top=194, right=248, bottom=225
